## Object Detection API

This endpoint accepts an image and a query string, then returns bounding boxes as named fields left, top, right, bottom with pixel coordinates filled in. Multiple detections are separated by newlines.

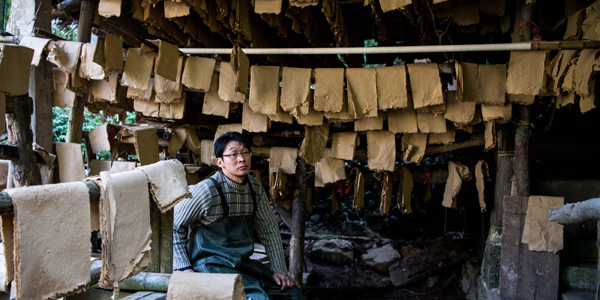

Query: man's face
left=216, top=141, right=252, bottom=182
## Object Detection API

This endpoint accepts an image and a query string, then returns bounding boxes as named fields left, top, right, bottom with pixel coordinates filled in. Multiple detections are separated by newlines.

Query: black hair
left=214, top=131, right=250, bottom=158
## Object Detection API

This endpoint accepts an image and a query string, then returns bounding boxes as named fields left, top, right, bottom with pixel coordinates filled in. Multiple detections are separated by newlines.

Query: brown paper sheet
left=346, top=68, right=378, bottom=118
left=484, top=120, right=496, bottom=151
left=200, top=139, right=216, bottom=166
left=296, top=95, right=324, bottom=125
left=331, top=132, right=358, bottom=160
left=164, top=1, right=190, bottom=18
left=203, top=74, right=230, bottom=118
left=155, top=56, right=184, bottom=102
left=231, top=45, right=249, bottom=96
left=481, top=103, right=512, bottom=121
left=507, top=94, right=534, bottom=105
left=153, top=40, right=179, bottom=82
left=475, top=160, right=489, bottom=212
left=574, top=49, right=600, bottom=96
left=367, top=131, right=395, bottom=171
left=134, top=98, right=160, bottom=117
left=458, top=62, right=479, bottom=102
left=182, top=56, right=216, bottom=91
left=442, top=161, right=472, bottom=209
left=445, top=91, right=476, bottom=124
left=159, top=97, right=186, bottom=119
left=99, top=0, right=121, bottom=17
left=166, top=272, right=245, bottom=300
left=104, top=33, right=124, bottom=71
left=127, top=78, right=154, bottom=101
left=218, top=62, right=247, bottom=103
left=406, top=64, right=444, bottom=108
left=379, top=0, right=411, bottom=12
left=122, top=48, right=156, bottom=90
left=110, top=161, right=137, bottom=173
left=376, top=65, right=408, bottom=110
left=281, top=67, right=311, bottom=115
left=417, top=112, right=447, bottom=133
left=0, top=44, right=34, bottom=96
left=428, top=128, right=455, bottom=145
left=79, top=43, right=106, bottom=80
left=580, top=78, right=597, bottom=113
left=7, top=182, right=90, bottom=299
left=269, top=147, right=298, bottom=175
left=268, top=108, right=294, bottom=124
left=506, top=50, right=547, bottom=95
left=214, top=123, right=243, bottom=142
left=249, top=65, right=280, bottom=115
left=90, top=160, right=112, bottom=176
left=556, top=92, right=576, bottom=109
left=254, top=0, right=282, bottom=14
left=97, top=170, right=152, bottom=290
left=136, top=160, right=191, bottom=212
left=18, top=36, right=51, bottom=67
left=242, top=103, right=269, bottom=132
left=398, top=166, right=414, bottom=214
left=315, top=149, right=346, bottom=185
left=561, top=62, right=577, bottom=92
left=92, top=72, right=119, bottom=102
left=354, top=116, right=384, bottom=131
left=401, top=133, right=427, bottom=163
left=47, top=40, right=82, bottom=74
left=56, top=142, right=85, bottom=182
left=547, top=50, right=578, bottom=94
left=289, top=0, right=318, bottom=7
left=299, top=123, right=329, bottom=165
left=452, top=1, right=480, bottom=26
left=521, top=196, right=564, bottom=254
left=314, top=68, right=344, bottom=113
left=564, top=10, right=584, bottom=40
left=269, top=168, right=287, bottom=203
left=53, top=69, right=77, bottom=108
left=380, top=171, right=393, bottom=214
left=324, top=93, right=353, bottom=122
left=89, top=124, right=111, bottom=154
left=348, top=168, right=364, bottom=210
left=477, top=64, right=506, bottom=105
left=134, top=127, right=160, bottom=165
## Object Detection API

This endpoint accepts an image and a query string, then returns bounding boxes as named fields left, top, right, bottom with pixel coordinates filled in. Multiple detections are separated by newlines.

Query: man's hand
left=183, top=268, right=195, bottom=273
left=273, top=272, right=294, bottom=290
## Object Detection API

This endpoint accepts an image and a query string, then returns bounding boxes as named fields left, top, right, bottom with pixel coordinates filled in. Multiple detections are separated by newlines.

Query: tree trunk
left=289, top=158, right=308, bottom=288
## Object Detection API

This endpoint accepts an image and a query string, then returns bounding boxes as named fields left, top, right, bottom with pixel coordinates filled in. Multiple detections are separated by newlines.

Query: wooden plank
left=159, top=209, right=174, bottom=273
left=499, top=196, right=526, bottom=299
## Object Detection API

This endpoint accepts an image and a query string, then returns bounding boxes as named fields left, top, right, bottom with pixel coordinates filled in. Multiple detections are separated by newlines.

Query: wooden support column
left=513, top=106, right=531, bottom=196
left=491, top=124, right=514, bottom=227
left=65, top=0, right=95, bottom=143
left=289, top=158, right=308, bottom=288
left=5, top=95, right=42, bottom=187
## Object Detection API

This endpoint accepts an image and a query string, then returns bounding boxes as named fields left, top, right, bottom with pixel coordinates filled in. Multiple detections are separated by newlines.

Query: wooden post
left=5, top=95, right=42, bottom=187
left=159, top=209, right=174, bottom=273
left=491, top=124, right=514, bottom=227
left=65, top=0, right=95, bottom=143
left=289, top=158, right=308, bottom=288
left=513, top=106, right=531, bottom=196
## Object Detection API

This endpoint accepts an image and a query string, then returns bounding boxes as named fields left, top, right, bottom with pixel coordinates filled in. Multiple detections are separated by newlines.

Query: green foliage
left=52, top=107, right=130, bottom=143
left=1, top=0, right=11, bottom=31
left=51, top=19, right=77, bottom=42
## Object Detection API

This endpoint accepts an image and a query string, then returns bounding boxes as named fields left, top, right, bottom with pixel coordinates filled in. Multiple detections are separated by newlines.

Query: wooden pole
left=289, top=158, right=308, bottom=288
left=548, top=198, right=600, bottom=224
left=513, top=107, right=531, bottom=196
left=491, top=125, right=514, bottom=227
left=65, top=0, right=95, bottom=143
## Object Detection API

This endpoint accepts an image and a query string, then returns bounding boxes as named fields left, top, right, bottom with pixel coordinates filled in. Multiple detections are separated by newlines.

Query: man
left=173, top=132, right=305, bottom=300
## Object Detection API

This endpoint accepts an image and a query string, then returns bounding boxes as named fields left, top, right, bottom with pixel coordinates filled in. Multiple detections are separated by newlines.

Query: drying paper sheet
left=475, top=160, right=488, bottom=212
left=574, top=49, right=600, bottom=96
left=314, top=68, right=344, bottom=113
left=134, top=127, right=160, bottom=166
left=214, top=123, right=243, bottom=142
left=346, top=68, right=378, bottom=118
left=92, top=72, right=119, bottom=102
left=507, top=94, right=534, bottom=105
left=47, top=40, right=83, bottom=74
left=376, top=66, right=408, bottom=110
left=417, top=112, right=447, bottom=133
left=128, top=78, right=154, bottom=101
left=380, top=172, right=393, bottom=214
left=299, top=123, right=329, bottom=165
left=154, top=40, right=179, bottom=82
left=388, top=110, right=418, bottom=133
left=159, top=97, right=186, bottom=119
left=442, top=161, right=472, bottom=209
left=6, top=182, right=90, bottom=300
left=522, top=195, right=564, bottom=254
left=122, top=48, right=156, bottom=90
left=97, top=170, right=152, bottom=290
left=484, top=120, right=496, bottom=151
left=331, top=132, right=358, bottom=160
left=104, top=33, right=124, bottom=71
left=134, top=98, right=160, bottom=117
left=401, top=133, right=427, bottom=163
left=254, top=0, right=282, bottom=14
left=268, top=106, right=294, bottom=124
left=79, top=43, right=105, bottom=80
left=200, top=139, right=216, bottom=166
left=53, top=69, right=77, bottom=108
left=295, top=99, right=324, bottom=125
left=90, top=159, right=112, bottom=176
left=166, top=272, right=245, bottom=300
left=506, top=50, right=547, bottom=96
left=89, top=124, right=111, bottom=154
left=281, top=67, right=311, bottom=115
left=324, top=93, right=353, bottom=122
left=231, top=46, right=249, bottom=96
left=445, top=91, right=476, bottom=124
left=164, top=1, right=190, bottom=18
left=182, top=56, right=216, bottom=91
left=110, top=161, right=137, bottom=173
left=269, top=147, right=298, bottom=175
left=136, top=160, right=191, bottom=212
left=242, top=103, right=269, bottom=132
left=218, top=63, right=247, bottom=103
left=315, top=149, right=346, bottom=185
left=249, top=65, right=280, bottom=115
left=354, top=116, right=384, bottom=131
left=458, top=62, right=479, bottom=102
left=18, top=36, right=51, bottom=67
left=155, top=56, right=184, bottom=103
left=367, top=131, right=395, bottom=171
left=0, top=44, right=34, bottom=96
left=406, top=64, right=444, bottom=108
left=477, top=64, right=506, bottom=105
left=398, top=166, right=413, bottom=214
left=203, top=74, right=230, bottom=118
left=379, top=0, right=411, bottom=12
left=99, top=0, right=121, bottom=17
left=481, top=103, right=512, bottom=121
left=428, top=128, right=455, bottom=145
left=56, top=142, right=86, bottom=183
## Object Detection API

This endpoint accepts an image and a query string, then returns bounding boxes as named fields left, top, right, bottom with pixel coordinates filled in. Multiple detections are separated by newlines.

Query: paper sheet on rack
left=475, top=160, right=489, bottom=212
left=295, top=97, right=324, bottom=125
left=406, top=64, right=444, bottom=108
left=417, top=112, right=447, bottom=133
left=242, top=103, right=269, bottom=132
left=477, top=64, right=506, bottom=105
left=445, top=91, right=476, bottom=124
left=484, top=120, right=496, bottom=151
left=367, top=131, right=395, bottom=171
left=166, top=272, right=245, bottom=300
left=331, top=132, right=358, bottom=160
left=104, top=33, right=123, bottom=71
left=401, top=133, right=427, bottom=163
left=136, top=160, right=191, bottom=212
left=56, top=142, right=85, bottom=183
left=231, top=45, right=249, bottom=96
left=269, top=147, right=298, bottom=175
left=354, top=116, right=384, bottom=131
left=134, top=98, right=160, bottom=117
left=254, top=0, right=283, bottom=14
left=299, top=123, right=329, bottom=165
left=481, top=103, right=512, bottom=121
left=0, top=44, right=34, bottom=96
left=89, top=124, right=111, bottom=154
left=346, top=68, right=378, bottom=118
left=281, top=67, right=311, bottom=115
left=134, top=127, right=160, bottom=166
left=442, top=161, right=472, bottom=209
left=47, top=40, right=82, bottom=74
left=90, top=160, right=112, bottom=176
left=506, top=50, right=546, bottom=96
left=18, top=36, right=51, bottom=67
left=218, top=62, right=247, bottom=103
left=202, top=74, right=230, bottom=118
left=457, top=62, right=479, bottom=102
left=164, top=1, right=190, bottom=18
left=99, top=0, right=121, bottom=17
left=574, top=49, right=600, bottom=96
left=200, top=139, right=216, bottom=166
left=314, top=68, right=344, bottom=113
left=155, top=56, right=184, bottom=103
left=376, top=66, right=408, bottom=110
left=153, top=40, right=179, bottom=82
left=182, top=56, right=216, bottom=91
left=249, top=65, right=280, bottom=115
left=522, top=195, right=564, bottom=254
left=379, top=0, right=411, bottom=12
left=122, top=48, right=156, bottom=90
left=53, top=69, right=77, bottom=108
left=92, top=72, right=119, bottom=102
left=159, top=97, right=186, bottom=119
left=388, top=110, right=418, bottom=133
left=428, top=128, right=455, bottom=145
left=79, top=43, right=106, bottom=80
left=315, top=149, right=346, bottom=185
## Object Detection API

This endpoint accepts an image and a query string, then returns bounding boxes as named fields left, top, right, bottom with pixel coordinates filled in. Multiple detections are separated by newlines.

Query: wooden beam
left=513, top=105, right=531, bottom=196
left=548, top=198, right=600, bottom=224
left=289, top=158, right=308, bottom=288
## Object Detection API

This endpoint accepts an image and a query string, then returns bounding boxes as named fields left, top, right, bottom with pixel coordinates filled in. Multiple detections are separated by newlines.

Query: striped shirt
left=173, top=171, right=289, bottom=274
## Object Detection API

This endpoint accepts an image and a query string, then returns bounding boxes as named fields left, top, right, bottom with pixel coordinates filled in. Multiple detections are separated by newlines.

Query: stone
left=361, top=244, right=401, bottom=273
left=462, top=257, right=482, bottom=300
left=309, top=214, right=321, bottom=223
left=311, top=239, right=354, bottom=265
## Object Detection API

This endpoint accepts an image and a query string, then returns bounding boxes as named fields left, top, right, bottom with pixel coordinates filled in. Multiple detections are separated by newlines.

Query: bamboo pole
left=289, top=158, right=308, bottom=288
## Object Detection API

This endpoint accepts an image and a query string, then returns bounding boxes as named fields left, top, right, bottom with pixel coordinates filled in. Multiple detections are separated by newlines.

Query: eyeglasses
left=221, top=151, right=252, bottom=159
